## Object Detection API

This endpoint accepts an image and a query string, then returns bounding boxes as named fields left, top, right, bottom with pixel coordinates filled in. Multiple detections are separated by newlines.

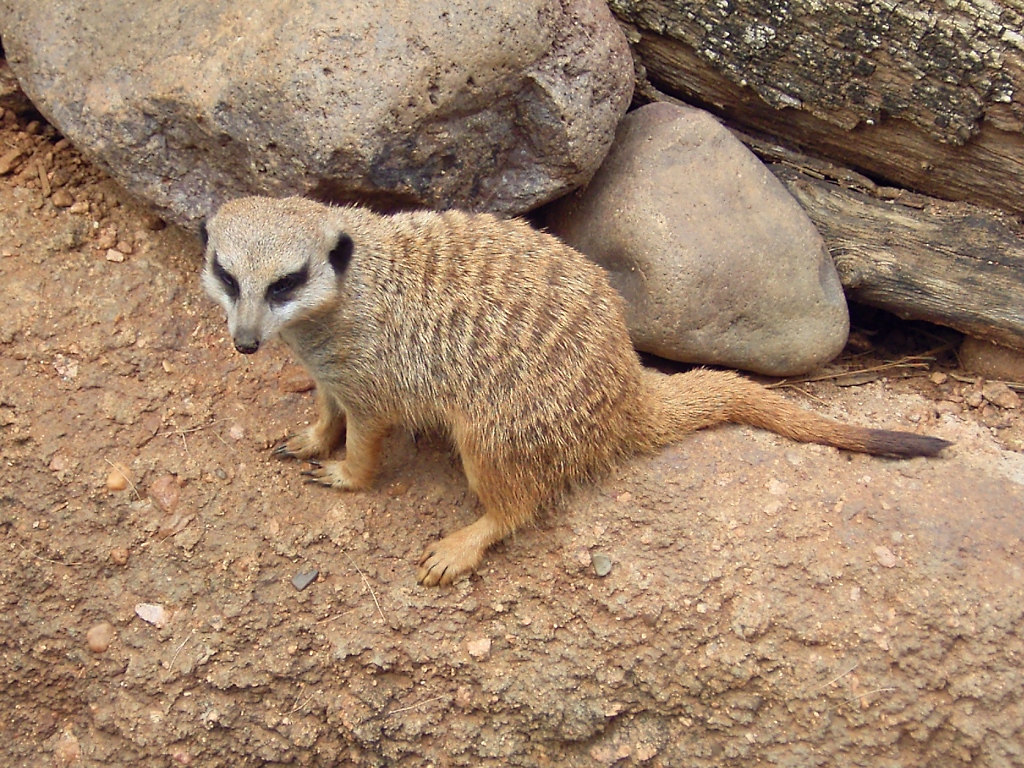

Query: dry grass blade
left=386, top=695, right=444, bottom=717
left=343, top=550, right=387, bottom=625
left=806, top=663, right=858, bottom=695
left=769, top=352, right=942, bottom=390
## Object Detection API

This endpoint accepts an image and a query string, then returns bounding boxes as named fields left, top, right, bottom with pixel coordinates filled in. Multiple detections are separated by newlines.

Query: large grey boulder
left=546, top=102, right=850, bottom=377
left=0, top=0, right=633, bottom=227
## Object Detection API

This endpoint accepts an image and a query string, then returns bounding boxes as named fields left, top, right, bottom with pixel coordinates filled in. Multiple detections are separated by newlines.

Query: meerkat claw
left=416, top=559, right=446, bottom=587
left=420, top=567, right=446, bottom=586
left=271, top=438, right=299, bottom=459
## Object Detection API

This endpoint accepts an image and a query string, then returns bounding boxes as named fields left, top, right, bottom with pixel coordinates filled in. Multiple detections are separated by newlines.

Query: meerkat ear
left=198, top=221, right=209, bottom=249
left=329, top=233, right=353, bottom=275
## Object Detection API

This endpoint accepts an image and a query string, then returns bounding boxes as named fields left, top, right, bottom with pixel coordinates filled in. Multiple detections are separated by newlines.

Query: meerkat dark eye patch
left=212, top=255, right=240, bottom=301
left=329, top=233, right=353, bottom=276
left=266, top=265, right=309, bottom=304
left=198, top=221, right=209, bottom=249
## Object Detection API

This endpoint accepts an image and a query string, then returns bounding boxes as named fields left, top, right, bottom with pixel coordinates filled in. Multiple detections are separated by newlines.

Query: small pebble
left=0, top=147, right=24, bottom=175
left=135, top=603, right=169, bottom=628
left=109, top=547, right=130, bottom=566
left=280, top=367, right=316, bottom=393
left=982, top=380, right=1021, bottom=409
left=635, top=743, right=659, bottom=761
left=54, top=729, right=82, bottom=766
left=86, top=621, right=115, bottom=653
left=105, top=248, right=125, bottom=263
left=291, top=569, right=319, bottom=591
left=467, top=637, right=492, bottom=659
left=592, top=553, right=613, bottom=577
left=149, top=474, right=181, bottom=513
left=386, top=480, right=410, bottom=497
left=874, top=545, right=898, bottom=568
left=106, top=466, right=130, bottom=491
left=94, top=227, right=118, bottom=250
left=51, top=189, right=74, bottom=208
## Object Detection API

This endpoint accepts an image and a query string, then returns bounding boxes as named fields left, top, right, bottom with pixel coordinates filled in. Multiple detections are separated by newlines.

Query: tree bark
left=611, top=0, right=1024, bottom=217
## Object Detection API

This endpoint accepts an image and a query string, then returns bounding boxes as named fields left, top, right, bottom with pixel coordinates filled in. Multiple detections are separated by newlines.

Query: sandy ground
left=1, top=97, right=1023, bottom=767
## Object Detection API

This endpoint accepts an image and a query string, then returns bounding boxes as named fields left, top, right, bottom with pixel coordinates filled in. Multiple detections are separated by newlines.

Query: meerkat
left=200, top=196, right=951, bottom=586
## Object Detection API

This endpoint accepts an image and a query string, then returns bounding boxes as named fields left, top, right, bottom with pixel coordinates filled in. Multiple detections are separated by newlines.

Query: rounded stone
left=2, top=0, right=633, bottom=227
left=546, top=102, right=850, bottom=376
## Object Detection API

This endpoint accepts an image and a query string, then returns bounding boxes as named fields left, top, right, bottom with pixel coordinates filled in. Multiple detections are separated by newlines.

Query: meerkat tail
left=643, top=368, right=952, bottom=458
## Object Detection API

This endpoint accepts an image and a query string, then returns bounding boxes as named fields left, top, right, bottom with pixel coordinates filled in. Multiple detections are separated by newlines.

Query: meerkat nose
left=234, top=338, right=260, bottom=354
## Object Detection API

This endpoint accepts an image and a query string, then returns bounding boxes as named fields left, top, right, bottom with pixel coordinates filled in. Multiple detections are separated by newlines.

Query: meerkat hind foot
left=418, top=513, right=506, bottom=587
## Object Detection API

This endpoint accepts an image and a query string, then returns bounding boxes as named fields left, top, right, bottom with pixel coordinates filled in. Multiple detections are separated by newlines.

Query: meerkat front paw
left=272, top=428, right=336, bottom=461
left=300, top=459, right=371, bottom=491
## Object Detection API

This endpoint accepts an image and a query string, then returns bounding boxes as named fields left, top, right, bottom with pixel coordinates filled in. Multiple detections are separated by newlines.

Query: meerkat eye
left=212, top=256, right=240, bottom=301
left=266, top=266, right=309, bottom=304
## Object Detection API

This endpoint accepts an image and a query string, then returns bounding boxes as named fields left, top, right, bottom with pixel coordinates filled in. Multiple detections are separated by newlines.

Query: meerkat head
left=200, top=197, right=354, bottom=354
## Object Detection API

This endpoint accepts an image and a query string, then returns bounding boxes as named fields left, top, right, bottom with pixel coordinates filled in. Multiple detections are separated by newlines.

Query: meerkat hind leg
left=274, top=387, right=347, bottom=460
left=303, top=411, right=385, bottom=491
left=418, top=453, right=538, bottom=587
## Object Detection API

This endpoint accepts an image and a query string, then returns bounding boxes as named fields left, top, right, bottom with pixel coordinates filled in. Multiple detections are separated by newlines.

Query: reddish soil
left=2, top=101, right=1023, bottom=766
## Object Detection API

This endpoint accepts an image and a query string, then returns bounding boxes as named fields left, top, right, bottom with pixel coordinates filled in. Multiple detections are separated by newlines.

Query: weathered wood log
left=774, top=166, right=1024, bottom=349
left=736, top=130, right=1024, bottom=349
left=611, top=1, right=1024, bottom=217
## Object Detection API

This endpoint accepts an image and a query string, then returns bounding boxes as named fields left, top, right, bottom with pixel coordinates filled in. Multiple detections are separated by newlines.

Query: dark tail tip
left=863, top=430, right=953, bottom=458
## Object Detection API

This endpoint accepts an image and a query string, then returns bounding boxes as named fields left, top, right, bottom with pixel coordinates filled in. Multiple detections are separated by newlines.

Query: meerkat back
left=349, top=208, right=652, bottom=462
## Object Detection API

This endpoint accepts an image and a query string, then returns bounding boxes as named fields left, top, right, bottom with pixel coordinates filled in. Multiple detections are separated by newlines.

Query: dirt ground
left=1, top=94, right=1023, bottom=767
